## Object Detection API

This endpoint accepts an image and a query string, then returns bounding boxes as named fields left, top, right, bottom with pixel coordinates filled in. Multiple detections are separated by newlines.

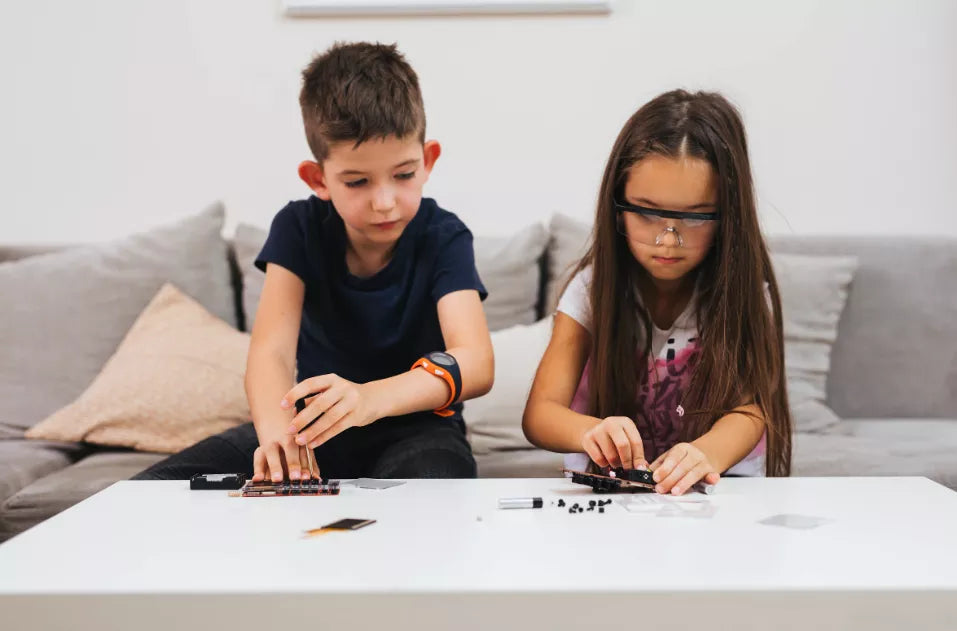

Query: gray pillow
left=233, top=223, right=267, bottom=333
left=0, top=202, right=235, bottom=429
left=541, top=213, right=857, bottom=433
left=473, top=223, right=548, bottom=331
left=772, top=253, right=858, bottom=432
left=545, top=213, right=591, bottom=313
left=233, top=221, right=549, bottom=333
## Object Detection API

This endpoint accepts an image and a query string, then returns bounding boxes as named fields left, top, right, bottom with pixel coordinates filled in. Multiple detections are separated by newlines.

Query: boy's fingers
left=297, top=400, right=343, bottom=446
left=289, top=388, right=344, bottom=434
left=281, top=374, right=336, bottom=410
left=284, top=444, right=302, bottom=481
left=265, top=445, right=285, bottom=483
left=298, top=446, right=310, bottom=478
left=307, top=416, right=353, bottom=450
left=252, top=447, right=266, bottom=482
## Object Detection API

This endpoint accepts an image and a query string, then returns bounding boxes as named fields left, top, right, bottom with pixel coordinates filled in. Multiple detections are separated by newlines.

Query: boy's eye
left=344, top=178, right=367, bottom=188
left=395, top=171, right=416, bottom=180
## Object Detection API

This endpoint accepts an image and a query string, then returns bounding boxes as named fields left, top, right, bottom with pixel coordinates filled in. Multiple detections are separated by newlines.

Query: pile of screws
left=555, top=498, right=612, bottom=514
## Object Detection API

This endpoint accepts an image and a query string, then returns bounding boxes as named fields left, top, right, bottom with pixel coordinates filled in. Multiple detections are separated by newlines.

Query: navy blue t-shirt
left=255, top=196, right=486, bottom=418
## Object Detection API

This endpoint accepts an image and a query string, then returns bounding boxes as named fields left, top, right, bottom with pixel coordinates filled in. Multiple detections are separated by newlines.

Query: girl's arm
left=522, top=312, right=596, bottom=452
left=523, top=313, right=647, bottom=469
left=691, top=404, right=766, bottom=473
left=245, top=263, right=312, bottom=482
left=651, top=404, right=766, bottom=495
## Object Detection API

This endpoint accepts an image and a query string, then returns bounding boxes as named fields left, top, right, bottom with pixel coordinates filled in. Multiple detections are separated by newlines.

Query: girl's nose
left=655, top=225, right=683, bottom=248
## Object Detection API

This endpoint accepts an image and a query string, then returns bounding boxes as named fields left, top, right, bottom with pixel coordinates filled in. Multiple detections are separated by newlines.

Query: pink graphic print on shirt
left=570, top=338, right=766, bottom=470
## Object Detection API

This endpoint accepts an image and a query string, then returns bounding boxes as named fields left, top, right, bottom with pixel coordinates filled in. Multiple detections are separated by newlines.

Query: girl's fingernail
left=287, top=424, right=297, bottom=434
left=672, top=487, right=681, bottom=495
left=655, top=485, right=664, bottom=494
left=295, top=436, right=306, bottom=445
left=280, top=399, right=289, bottom=408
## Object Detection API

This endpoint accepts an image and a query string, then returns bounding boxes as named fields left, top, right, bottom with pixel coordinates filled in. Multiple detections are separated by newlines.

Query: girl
left=523, top=90, right=791, bottom=495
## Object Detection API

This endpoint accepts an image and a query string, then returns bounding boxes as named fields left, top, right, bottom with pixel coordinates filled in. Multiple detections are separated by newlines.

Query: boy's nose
left=371, top=187, right=396, bottom=213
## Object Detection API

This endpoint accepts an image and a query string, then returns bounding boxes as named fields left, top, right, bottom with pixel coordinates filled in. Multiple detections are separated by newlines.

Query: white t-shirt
left=557, top=267, right=765, bottom=476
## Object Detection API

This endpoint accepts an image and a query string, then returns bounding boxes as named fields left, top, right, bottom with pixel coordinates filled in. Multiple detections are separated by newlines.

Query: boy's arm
left=284, top=289, right=494, bottom=449
left=366, top=288, right=494, bottom=417
left=245, top=263, right=312, bottom=482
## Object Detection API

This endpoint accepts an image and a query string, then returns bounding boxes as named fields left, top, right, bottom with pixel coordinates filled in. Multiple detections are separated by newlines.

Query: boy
left=136, top=42, right=493, bottom=481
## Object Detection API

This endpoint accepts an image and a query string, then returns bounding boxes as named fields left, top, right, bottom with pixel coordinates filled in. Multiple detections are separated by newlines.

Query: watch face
left=427, top=351, right=456, bottom=367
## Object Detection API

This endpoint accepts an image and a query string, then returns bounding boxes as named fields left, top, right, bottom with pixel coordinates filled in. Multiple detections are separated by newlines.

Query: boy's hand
left=649, top=442, right=720, bottom=495
left=282, top=374, right=382, bottom=449
left=581, top=416, right=647, bottom=470
left=252, top=428, right=319, bottom=483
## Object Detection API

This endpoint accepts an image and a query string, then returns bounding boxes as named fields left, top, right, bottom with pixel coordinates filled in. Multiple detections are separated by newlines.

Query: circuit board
left=564, top=467, right=656, bottom=493
left=229, top=479, right=341, bottom=497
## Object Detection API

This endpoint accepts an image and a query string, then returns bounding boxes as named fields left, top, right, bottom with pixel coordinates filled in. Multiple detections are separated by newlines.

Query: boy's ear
left=298, top=161, right=332, bottom=200
left=422, top=140, right=441, bottom=174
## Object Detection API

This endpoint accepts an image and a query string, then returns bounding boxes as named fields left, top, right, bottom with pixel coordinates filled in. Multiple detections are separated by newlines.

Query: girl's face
left=620, top=154, right=719, bottom=285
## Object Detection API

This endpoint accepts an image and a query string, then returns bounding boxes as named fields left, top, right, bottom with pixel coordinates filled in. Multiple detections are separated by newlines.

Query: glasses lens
left=619, top=210, right=718, bottom=249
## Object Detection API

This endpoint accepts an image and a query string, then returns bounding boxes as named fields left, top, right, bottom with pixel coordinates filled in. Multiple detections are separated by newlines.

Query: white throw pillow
left=464, top=318, right=553, bottom=454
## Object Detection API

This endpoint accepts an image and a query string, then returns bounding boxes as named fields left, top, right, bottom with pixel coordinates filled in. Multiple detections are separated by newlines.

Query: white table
left=1, top=477, right=956, bottom=630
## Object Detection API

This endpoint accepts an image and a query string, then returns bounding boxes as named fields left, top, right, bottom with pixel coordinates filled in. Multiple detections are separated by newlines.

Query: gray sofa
left=1, top=209, right=954, bottom=542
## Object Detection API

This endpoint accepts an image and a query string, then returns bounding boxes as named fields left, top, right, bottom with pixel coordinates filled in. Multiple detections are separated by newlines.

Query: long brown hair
left=572, top=90, right=791, bottom=476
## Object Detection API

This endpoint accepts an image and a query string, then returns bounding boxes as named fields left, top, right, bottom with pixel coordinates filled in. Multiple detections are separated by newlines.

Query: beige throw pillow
left=27, top=284, right=251, bottom=453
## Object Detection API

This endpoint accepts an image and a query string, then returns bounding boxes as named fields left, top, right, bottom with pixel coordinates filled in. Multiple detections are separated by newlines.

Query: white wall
left=1, top=0, right=955, bottom=243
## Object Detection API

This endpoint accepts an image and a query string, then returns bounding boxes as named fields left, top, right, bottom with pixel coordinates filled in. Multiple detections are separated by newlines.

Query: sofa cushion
left=0, top=450, right=166, bottom=541
left=465, top=318, right=553, bottom=454
left=26, top=284, right=251, bottom=453
left=235, top=220, right=549, bottom=333
left=792, top=419, right=957, bottom=490
left=0, top=439, right=88, bottom=508
left=0, top=203, right=236, bottom=429
left=475, top=448, right=565, bottom=478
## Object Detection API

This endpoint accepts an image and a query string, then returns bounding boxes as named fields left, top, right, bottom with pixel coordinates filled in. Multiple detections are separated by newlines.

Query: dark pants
left=133, top=413, right=477, bottom=480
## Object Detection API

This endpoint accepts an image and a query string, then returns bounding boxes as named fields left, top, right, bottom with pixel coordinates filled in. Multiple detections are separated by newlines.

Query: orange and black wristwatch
left=411, top=351, right=462, bottom=418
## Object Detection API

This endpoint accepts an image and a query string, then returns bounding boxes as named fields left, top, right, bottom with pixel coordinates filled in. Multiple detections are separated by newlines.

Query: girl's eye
left=344, top=178, right=367, bottom=188
left=395, top=171, right=416, bottom=181
left=682, top=218, right=706, bottom=228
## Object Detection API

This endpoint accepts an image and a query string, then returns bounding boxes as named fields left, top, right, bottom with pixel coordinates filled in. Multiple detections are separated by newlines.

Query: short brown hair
left=299, top=42, right=426, bottom=161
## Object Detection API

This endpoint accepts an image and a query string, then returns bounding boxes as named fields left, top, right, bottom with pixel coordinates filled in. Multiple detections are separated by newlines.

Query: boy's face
left=299, top=135, right=440, bottom=248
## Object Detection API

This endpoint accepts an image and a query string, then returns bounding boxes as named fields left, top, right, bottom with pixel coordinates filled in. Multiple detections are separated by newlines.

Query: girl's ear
left=422, top=140, right=442, bottom=174
left=298, top=161, right=331, bottom=200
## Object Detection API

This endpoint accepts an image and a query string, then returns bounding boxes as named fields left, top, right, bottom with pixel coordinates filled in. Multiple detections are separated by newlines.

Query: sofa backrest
left=769, top=236, right=956, bottom=419
left=5, top=228, right=955, bottom=420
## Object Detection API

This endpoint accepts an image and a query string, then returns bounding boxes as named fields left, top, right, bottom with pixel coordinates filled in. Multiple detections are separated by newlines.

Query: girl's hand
left=281, top=374, right=382, bottom=449
left=649, top=442, right=720, bottom=495
left=581, top=416, right=647, bottom=470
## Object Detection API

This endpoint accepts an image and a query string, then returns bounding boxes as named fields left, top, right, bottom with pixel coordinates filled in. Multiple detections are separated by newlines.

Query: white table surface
left=2, top=476, right=956, bottom=630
